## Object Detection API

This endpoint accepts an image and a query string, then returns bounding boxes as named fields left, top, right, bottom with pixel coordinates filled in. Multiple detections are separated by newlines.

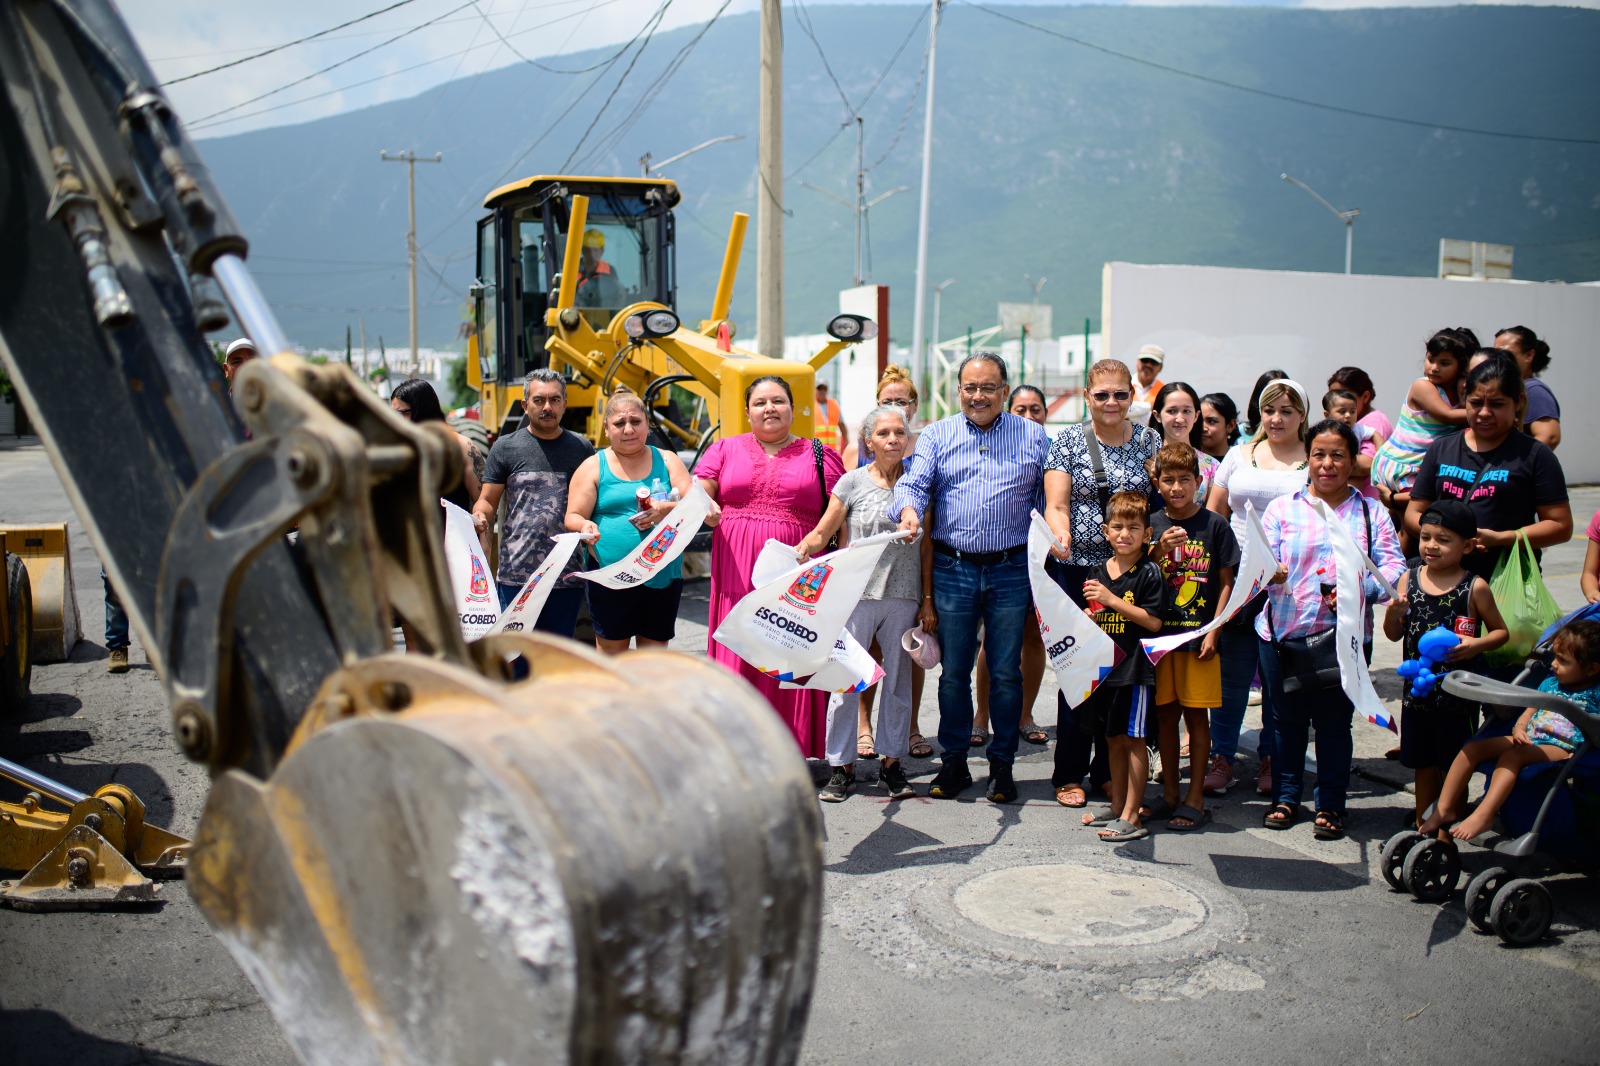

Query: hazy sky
left=119, top=0, right=1599, bottom=138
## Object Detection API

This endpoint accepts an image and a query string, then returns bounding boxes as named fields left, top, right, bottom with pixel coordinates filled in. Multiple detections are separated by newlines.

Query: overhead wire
left=187, top=0, right=481, bottom=126
left=958, top=0, right=1600, bottom=147
left=556, top=0, right=677, bottom=173
left=164, top=0, right=423, bottom=84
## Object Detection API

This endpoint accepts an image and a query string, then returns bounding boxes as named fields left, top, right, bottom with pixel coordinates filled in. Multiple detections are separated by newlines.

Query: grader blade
left=188, top=639, right=823, bottom=1066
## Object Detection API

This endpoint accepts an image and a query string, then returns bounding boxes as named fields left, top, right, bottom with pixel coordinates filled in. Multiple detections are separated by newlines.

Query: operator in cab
left=576, top=228, right=623, bottom=309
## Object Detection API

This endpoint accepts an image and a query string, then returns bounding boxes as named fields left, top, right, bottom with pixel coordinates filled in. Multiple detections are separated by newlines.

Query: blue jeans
left=102, top=567, right=129, bottom=650
left=496, top=581, right=584, bottom=638
left=932, top=551, right=1032, bottom=768
left=1209, top=620, right=1276, bottom=763
left=1049, top=562, right=1109, bottom=789
left=1260, top=638, right=1357, bottom=814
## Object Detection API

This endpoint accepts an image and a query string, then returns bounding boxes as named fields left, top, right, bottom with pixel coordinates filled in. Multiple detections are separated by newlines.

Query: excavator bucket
left=0, top=524, right=80, bottom=662
left=187, top=637, right=823, bottom=1066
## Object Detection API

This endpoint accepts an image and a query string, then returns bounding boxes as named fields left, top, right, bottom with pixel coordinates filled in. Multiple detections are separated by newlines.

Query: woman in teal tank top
left=565, top=389, right=705, bottom=653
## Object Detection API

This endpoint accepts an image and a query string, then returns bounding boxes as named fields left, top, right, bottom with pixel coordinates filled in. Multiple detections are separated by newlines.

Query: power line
left=557, top=0, right=676, bottom=173
left=784, top=5, right=928, bottom=182
left=959, top=0, right=1600, bottom=147
left=794, top=0, right=854, bottom=116
left=188, top=0, right=481, bottom=126
left=165, top=0, right=423, bottom=85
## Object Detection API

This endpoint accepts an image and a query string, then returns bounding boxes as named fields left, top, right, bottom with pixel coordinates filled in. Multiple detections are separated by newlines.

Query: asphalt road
left=1, top=437, right=1596, bottom=1065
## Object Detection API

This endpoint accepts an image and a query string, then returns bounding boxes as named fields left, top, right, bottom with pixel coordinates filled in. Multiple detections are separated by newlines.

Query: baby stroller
left=1379, top=604, right=1600, bottom=946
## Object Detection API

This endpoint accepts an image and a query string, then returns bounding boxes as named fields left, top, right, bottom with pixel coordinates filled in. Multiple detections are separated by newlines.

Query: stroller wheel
left=1489, top=878, right=1554, bottom=947
left=1402, top=839, right=1461, bottom=902
left=1379, top=831, right=1426, bottom=891
left=1464, top=867, right=1512, bottom=933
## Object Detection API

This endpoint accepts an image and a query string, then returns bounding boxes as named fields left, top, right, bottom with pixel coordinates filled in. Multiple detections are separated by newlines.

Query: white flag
left=442, top=499, right=501, bottom=639
left=1140, top=503, right=1279, bottom=665
left=713, top=532, right=906, bottom=681
left=573, top=480, right=712, bottom=590
left=780, top=629, right=886, bottom=693
left=488, top=532, right=585, bottom=636
left=1028, top=512, right=1119, bottom=710
left=1311, top=497, right=1397, bottom=732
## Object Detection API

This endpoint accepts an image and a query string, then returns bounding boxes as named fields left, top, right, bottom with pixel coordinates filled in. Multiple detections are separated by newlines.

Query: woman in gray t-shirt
left=798, top=406, right=926, bottom=801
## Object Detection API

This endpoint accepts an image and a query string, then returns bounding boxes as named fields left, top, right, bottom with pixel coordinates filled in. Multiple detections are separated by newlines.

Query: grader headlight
left=624, top=309, right=680, bottom=339
left=826, top=314, right=877, bottom=342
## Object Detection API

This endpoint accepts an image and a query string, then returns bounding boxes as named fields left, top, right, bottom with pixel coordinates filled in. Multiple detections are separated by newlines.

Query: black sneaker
left=819, top=766, right=854, bottom=803
left=985, top=762, right=1017, bottom=804
left=880, top=760, right=915, bottom=800
left=928, top=760, right=973, bottom=799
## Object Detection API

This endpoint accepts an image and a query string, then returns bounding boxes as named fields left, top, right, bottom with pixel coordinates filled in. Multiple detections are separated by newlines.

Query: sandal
left=857, top=732, right=878, bottom=759
left=1167, top=804, right=1211, bottom=832
left=969, top=730, right=988, bottom=748
left=1082, top=806, right=1116, bottom=827
left=1023, top=724, right=1049, bottom=745
left=1263, top=803, right=1298, bottom=830
left=1099, top=818, right=1149, bottom=842
left=1312, top=810, right=1346, bottom=840
left=1055, top=785, right=1087, bottom=808
left=907, top=733, right=934, bottom=759
left=1140, top=797, right=1177, bottom=822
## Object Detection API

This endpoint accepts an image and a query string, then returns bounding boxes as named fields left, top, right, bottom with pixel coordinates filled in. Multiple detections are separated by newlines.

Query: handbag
left=811, top=438, right=840, bottom=550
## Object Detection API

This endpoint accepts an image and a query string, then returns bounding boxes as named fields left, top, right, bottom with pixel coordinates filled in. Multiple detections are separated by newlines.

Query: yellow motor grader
left=466, top=175, right=874, bottom=452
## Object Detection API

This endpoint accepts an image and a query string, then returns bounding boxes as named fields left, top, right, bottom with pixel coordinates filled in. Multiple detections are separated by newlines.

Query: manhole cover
left=910, top=848, right=1245, bottom=969
left=953, top=864, right=1206, bottom=948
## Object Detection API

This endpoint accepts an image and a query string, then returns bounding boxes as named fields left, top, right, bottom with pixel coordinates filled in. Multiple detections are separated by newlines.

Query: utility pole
left=1281, top=172, right=1359, bottom=275
left=381, top=149, right=442, bottom=371
left=756, top=0, right=783, bottom=358
left=909, top=0, right=943, bottom=394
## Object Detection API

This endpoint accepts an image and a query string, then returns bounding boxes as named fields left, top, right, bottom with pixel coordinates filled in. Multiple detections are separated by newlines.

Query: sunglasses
left=1090, top=390, right=1132, bottom=403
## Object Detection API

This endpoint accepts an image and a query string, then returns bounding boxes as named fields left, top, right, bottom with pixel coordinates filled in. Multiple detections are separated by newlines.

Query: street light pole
left=909, top=0, right=944, bottom=386
left=640, top=135, right=743, bottom=177
left=1281, top=173, right=1360, bottom=275
left=1022, top=273, right=1046, bottom=382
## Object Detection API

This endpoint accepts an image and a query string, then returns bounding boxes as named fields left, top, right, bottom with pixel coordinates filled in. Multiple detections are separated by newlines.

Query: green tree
left=442, top=355, right=479, bottom=411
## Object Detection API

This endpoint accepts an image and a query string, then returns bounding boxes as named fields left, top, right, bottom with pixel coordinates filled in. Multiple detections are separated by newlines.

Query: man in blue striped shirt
left=892, top=352, right=1051, bottom=802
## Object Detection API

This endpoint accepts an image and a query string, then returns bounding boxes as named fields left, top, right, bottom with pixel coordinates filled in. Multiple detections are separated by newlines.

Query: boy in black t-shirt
left=1078, top=491, right=1166, bottom=842
left=1149, top=443, right=1239, bottom=831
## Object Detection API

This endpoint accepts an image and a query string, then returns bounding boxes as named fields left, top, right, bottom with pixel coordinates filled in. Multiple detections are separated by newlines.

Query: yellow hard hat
left=582, top=228, right=605, bottom=250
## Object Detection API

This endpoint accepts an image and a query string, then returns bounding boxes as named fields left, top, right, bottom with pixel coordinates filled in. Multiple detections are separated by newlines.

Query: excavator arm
left=0, top=3, right=821, bottom=1062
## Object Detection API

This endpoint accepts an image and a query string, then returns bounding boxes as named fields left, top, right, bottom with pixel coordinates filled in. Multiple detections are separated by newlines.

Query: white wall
left=1101, top=263, right=1600, bottom=480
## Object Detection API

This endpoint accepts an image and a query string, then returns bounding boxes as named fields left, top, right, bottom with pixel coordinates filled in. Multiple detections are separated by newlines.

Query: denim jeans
left=102, top=567, right=129, bottom=650
left=496, top=581, right=584, bottom=638
left=1209, top=619, right=1276, bottom=763
left=1260, top=637, right=1358, bottom=814
left=1049, top=561, right=1109, bottom=789
left=932, top=551, right=1032, bottom=768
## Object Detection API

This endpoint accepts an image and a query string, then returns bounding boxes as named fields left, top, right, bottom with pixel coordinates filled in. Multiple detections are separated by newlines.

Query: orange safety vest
left=815, top=397, right=842, bottom=451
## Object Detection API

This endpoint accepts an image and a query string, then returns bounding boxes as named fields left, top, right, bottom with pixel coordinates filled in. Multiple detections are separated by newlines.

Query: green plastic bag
left=1485, top=533, right=1561, bottom=667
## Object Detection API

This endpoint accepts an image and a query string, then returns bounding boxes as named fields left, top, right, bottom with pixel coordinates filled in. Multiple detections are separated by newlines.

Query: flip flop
left=1166, top=804, right=1211, bottom=832
left=907, top=733, right=934, bottom=759
left=1099, top=819, right=1150, bottom=842
left=1023, top=725, right=1049, bottom=745
left=857, top=732, right=878, bottom=759
left=1081, top=806, right=1116, bottom=827
left=1140, top=797, right=1177, bottom=821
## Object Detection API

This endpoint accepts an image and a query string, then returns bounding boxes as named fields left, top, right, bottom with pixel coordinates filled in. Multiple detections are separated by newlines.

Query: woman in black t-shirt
left=1406, top=355, right=1572, bottom=582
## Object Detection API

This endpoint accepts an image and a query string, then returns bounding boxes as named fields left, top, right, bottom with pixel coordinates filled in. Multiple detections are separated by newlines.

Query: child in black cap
left=1383, top=499, right=1509, bottom=833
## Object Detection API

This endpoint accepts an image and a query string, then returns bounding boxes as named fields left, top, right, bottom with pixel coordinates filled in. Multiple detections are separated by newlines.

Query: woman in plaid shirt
left=1258, top=419, right=1406, bottom=840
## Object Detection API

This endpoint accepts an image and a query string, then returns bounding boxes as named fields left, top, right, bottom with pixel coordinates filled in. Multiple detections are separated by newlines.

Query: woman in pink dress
left=697, top=376, right=845, bottom=757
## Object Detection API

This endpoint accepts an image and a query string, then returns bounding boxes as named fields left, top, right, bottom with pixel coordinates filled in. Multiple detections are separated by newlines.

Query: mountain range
left=193, top=3, right=1600, bottom=353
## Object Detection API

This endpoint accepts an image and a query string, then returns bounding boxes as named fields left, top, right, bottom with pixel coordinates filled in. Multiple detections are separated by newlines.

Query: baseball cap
left=901, top=625, right=941, bottom=669
left=1420, top=499, right=1478, bottom=539
left=225, top=337, right=257, bottom=358
left=1136, top=343, right=1165, bottom=366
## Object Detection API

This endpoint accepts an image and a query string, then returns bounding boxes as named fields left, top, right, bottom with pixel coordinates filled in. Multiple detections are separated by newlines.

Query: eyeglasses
left=959, top=384, right=1003, bottom=397
left=879, top=397, right=914, bottom=408
left=1090, top=390, right=1132, bottom=403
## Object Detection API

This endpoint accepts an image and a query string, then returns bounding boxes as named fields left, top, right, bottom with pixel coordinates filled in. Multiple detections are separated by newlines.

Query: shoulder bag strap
left=1081, top=422, right=1112, bottom=515
left=811, top=438, right=827, bottom=514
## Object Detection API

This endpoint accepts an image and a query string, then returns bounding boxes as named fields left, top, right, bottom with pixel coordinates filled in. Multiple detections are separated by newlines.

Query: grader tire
left=0, top=553, right=32, bottom=716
